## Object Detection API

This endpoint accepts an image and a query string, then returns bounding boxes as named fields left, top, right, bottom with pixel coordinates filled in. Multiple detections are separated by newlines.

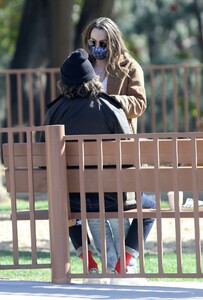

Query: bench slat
left=11, top=210, right=76, bottom=227
left=70, top=208, right=203, bottom=219
left=12, top=208, right=203, bottom=221
left=3, top=138, right=203, bottom=168
left=5, top=167, right=203, bottom=193
left=2, top=143, right=46, bottom=168
left=5, top=169, right=47, bottom=193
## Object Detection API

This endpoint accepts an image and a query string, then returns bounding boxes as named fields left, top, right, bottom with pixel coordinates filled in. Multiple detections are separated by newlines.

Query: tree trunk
left=193, top=0, right=203, bottom=63
left=5, top=0, right=115, bottom=130
left=6, top=0, right=73, bottom=131
left=10, top=0, right=73, bottom=68
left=49, top=0, right=73, bottom=67
left=10, top=0, right=50, bottom=68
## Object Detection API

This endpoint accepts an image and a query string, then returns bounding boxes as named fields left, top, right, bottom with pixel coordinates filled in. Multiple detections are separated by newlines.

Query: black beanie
left=60, top=48, right=96, bottom=86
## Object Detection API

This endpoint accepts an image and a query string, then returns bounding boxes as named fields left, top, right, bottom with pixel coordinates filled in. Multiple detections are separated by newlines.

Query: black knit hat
left=60, top=48, right=96, bottom=85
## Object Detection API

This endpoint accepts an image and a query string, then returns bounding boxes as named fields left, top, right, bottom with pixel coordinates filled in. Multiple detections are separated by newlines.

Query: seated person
left=41, top=48, right=155, bottom=276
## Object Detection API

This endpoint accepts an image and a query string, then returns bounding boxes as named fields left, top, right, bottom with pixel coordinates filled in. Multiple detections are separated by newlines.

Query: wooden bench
left=2, top=125, right=203, bottom=283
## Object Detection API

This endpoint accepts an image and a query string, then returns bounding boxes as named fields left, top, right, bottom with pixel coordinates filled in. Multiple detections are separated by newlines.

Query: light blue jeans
left=88, top=218, right=131, bottom=269
left=88, top=193, right=156, bottom=270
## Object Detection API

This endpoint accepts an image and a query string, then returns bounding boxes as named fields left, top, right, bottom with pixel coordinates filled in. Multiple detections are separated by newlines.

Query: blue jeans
left=69, top=193, right=156, bottom=268
left=69, top=192, right=127, bottom=256
left=88, top=218, right=130, bottom=269
left=88, top=193, right=156, bottom=269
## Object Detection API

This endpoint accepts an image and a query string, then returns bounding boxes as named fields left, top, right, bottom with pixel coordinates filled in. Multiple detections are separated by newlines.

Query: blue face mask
left=89, top=46, right=108, bottom=60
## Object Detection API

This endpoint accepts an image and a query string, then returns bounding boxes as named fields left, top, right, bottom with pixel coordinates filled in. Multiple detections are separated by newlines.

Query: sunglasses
left=87, top=39, right=108, bottom=49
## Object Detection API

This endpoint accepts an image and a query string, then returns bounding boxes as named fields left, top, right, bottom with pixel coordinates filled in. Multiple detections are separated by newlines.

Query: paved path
left=0, top=280, right=203, bottom=300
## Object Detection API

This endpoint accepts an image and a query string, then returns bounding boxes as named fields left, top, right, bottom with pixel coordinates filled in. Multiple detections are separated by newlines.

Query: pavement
left=0, top=280, right=203, bottom=300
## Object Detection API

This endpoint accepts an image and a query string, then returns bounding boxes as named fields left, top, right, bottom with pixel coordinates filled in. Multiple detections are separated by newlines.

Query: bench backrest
left=3, top=132, right=203, bottom=194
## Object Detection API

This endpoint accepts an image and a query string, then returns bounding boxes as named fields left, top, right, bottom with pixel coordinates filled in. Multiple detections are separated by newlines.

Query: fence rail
left=0, top=64, right=203, bottom=132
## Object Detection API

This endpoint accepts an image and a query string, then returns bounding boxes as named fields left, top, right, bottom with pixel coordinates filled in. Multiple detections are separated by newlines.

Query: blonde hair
left=82, top=17, right=132, bottom=77
left=57, top=76, right=103, bottom=100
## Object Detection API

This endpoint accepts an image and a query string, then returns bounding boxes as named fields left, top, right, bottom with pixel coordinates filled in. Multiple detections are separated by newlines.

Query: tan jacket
left=107, top=56, right=147, bottom=133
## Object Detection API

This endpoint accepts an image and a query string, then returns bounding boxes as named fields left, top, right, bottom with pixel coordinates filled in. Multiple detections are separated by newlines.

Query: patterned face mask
left=88, top=39, right=108, bottom=60
left=89, top=46, right=108, bottom=60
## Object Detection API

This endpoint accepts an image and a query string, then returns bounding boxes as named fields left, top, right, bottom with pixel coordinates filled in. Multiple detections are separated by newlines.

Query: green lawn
left=0, top=198, right=169, bottom=213
left=0, top=199, right=49, bottom=212
left=1, top=199, right=202, bottom=282
left=0, top=250, right=202, bottom=282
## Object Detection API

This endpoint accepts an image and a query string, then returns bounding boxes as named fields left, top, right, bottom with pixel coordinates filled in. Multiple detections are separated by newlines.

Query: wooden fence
left=0, top=64, right=203, bottom=133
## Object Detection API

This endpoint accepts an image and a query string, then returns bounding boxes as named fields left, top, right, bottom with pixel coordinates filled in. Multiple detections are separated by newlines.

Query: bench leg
left=46, top=125, right=71, bottom=284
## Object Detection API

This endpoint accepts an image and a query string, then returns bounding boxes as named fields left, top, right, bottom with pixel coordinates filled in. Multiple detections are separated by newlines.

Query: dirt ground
left=0, top=171, right=203, bottom=255
left=0, top=212, right=202, bottom=254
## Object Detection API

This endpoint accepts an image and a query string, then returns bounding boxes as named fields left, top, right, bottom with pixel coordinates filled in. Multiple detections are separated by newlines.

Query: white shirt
left=102, top=76, right=108, bottom=92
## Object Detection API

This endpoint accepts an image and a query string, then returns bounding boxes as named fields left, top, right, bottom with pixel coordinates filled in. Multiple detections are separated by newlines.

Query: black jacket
left=41, top=92, right=135, bottom=207
left=43, top=92, right=131, bottom=135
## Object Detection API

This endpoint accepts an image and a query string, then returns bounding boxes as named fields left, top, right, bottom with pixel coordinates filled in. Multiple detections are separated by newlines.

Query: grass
left=0, top=250, right=202, bottom=282
left=0, top=199, right=48, bottom=212
left=1, top=198, right=202, bottom=282
left=0, top=251, right=51, bottom=281
left=0, top=198, right=170, bottom=213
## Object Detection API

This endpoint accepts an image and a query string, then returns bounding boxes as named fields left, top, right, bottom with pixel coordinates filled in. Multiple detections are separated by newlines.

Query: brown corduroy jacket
left=107, top=55, right=147, bottom=133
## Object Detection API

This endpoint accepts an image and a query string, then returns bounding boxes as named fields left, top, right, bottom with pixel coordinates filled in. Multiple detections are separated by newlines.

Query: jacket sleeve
left=110, top=61, right=147, bottom=119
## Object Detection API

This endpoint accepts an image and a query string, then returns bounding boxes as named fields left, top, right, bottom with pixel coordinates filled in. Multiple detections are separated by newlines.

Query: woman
left=82, top=17, right=147, bottom=133
left=82, top=17, right=155, bottom=277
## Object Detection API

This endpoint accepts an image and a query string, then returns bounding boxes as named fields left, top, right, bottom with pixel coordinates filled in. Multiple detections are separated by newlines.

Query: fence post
left=45, top=125, right=70, bottom=284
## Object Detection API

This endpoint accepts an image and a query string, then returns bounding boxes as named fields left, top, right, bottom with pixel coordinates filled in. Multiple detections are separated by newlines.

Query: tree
left=10, top=0, right=73, bottom=68
left=193, top=0, right=203, bottom=63
left=116, top=0, right=203, bottom=64
left=1, top=0, right=115, bottom=130
left=0, top=0, right=23, bottom=69
left=10, top=0, right=115, bottom=68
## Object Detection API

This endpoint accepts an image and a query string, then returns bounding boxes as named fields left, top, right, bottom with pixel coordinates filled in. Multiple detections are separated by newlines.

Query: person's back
left=44, top=92, right=130, bottom=135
